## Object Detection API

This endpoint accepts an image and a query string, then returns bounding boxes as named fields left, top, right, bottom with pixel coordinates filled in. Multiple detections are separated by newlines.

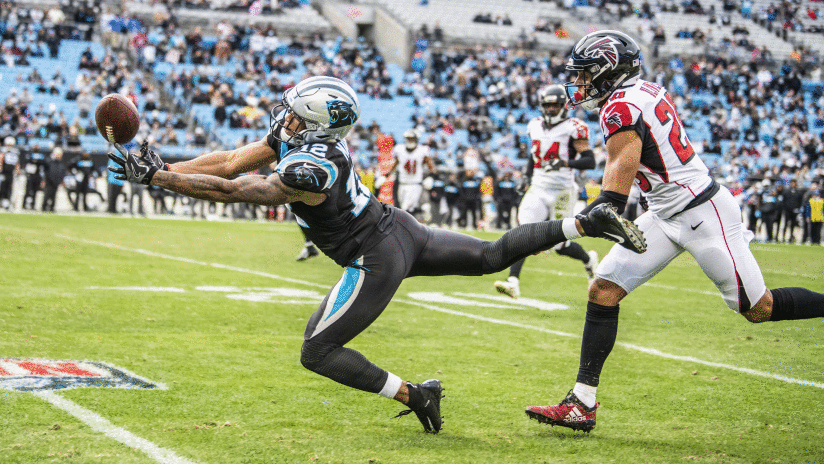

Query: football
left=95, top=93, right=140, bottom=144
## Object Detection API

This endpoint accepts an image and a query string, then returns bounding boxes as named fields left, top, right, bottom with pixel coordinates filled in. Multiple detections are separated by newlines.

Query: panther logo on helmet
left=582, top=37, right=621, bottom=69
left=327, top=101, right=358, bottom=129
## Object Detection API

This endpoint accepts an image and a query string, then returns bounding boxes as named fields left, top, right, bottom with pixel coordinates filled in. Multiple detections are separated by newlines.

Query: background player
left=525, top=30, right=824, bottom=433
left=109, top=75, right=646, bottom=434
left=494, top=85, right=599, bottom=299
left=390, top=129, right=436, bottom=216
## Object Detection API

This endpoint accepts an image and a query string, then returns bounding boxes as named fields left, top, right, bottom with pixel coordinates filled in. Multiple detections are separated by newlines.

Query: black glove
left=139, top=140, right=168, bottom=172
left=543, top=158, right=565, bottom=172
left=108, top=143, right=158, bottom=185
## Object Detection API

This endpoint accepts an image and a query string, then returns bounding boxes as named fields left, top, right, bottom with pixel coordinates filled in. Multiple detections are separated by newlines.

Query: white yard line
left=12, top=229, right=824, bottom=390
left=32, top=391, right=199, bottom=464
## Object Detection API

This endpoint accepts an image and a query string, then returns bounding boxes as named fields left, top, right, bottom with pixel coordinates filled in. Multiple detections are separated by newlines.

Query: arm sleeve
left=567, top=149, right=596, bottom=169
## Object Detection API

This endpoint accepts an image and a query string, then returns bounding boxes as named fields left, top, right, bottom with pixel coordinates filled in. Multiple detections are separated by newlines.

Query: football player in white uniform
left=525, top=30, right=824, bottom=432
left=391, top=129, right=436, bottom=215
left=494, top=85, right=599, bottom=299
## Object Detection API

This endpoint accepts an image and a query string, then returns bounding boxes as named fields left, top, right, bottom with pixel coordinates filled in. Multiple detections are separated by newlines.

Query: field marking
left=32, top=391, right=199, bottom=464
left=87, top=286, right=187, bottom=293
left=394, top=299, right=824, bottom=390
left=24, top=231, right=824, bottom=390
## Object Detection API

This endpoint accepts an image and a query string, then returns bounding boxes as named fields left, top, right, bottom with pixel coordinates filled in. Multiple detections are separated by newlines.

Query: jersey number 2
left=654, top=96, right=694, bottom=164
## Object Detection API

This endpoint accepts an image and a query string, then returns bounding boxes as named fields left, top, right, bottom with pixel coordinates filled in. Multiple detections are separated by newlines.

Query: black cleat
left=577, top=204, right=647, bottom=254
left=394, top=379, right=444, bottom=433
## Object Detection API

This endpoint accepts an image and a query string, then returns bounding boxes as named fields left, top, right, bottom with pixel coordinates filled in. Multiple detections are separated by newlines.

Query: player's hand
left=543, top=158, right=565, bottom=172
left=517, top=178, right=530, bottom=196
left=108, top=143, right=158, bottom=185
left=639, top=194, right=649, bottom=212
left=139, top=140, right=168, bottom=172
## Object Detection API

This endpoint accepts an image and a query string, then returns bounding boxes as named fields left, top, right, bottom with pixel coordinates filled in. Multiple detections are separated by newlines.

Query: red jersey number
left=654, top=96, right=694, bottom=164
left=531, top=141, right=560, bottom=168
left=404, top=159, right=417, bottom=174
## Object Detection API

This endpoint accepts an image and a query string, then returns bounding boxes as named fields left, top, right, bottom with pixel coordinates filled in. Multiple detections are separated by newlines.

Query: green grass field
left=1, top=213, right=823, bottom=464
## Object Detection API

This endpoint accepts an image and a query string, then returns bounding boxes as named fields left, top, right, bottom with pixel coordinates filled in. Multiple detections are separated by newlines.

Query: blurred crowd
left=0, top=0, right=822, bottom=243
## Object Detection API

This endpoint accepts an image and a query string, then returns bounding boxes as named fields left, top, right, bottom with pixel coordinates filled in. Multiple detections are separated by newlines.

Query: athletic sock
left=378, top=372, right=402, bottom=399
left=572, top=382, right=597, bottom=409
left=562, top=217, right=582, bottom=239
left=576, top=302, right=619, bottom=387
left=770, top=287, right=824, bottom=321
left=509, top=258, right=526, bottom=279
left=481, top=220, right=565, bottom=273
left=556, top=241, right=589, bottom=262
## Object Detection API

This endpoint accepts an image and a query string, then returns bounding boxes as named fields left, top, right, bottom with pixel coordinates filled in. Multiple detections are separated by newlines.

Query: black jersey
left=273, top=138, right=390, bottom=266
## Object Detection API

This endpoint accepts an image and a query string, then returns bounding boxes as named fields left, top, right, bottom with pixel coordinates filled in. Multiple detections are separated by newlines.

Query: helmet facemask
left=269, top=101, right=309, bottom=146
left=403, top=129, right=418, bottom=151
left=564, top=30, right=642, bottom=111
left=541, top=99, right=567, bottom=126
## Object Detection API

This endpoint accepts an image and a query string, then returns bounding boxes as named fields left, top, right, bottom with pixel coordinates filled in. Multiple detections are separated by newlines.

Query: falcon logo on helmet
left=564, top=30, right=642, bottom=111
left=582, top=37, right=621, bottom=69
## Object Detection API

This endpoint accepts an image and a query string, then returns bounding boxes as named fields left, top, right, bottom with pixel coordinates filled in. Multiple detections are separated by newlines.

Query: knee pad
left=300, top=339, right=339, bottom=371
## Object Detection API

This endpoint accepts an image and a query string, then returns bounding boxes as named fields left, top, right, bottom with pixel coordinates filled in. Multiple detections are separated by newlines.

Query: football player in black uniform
left=109, top=76, right=646, bottom=434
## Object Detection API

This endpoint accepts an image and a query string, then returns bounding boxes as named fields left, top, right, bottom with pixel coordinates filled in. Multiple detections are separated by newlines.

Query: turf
left=1, top=213, right=822, bottom=463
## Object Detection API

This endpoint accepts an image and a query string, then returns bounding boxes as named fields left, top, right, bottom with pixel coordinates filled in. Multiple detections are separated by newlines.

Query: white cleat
left=494, top=277, right=520, bottom=299
left=584, top=250, right=599, bottom=285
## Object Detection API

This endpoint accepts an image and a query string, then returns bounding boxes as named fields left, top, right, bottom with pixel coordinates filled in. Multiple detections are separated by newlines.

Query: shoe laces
left=392, top=409, right=414, bottom=420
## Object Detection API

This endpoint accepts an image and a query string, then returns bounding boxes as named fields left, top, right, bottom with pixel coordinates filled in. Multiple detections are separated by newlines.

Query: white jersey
left=393, top=144, right=430, bottom=185
left=599, top=79, right=711, bottom=218
left=527, top=117, right=589, bottom=191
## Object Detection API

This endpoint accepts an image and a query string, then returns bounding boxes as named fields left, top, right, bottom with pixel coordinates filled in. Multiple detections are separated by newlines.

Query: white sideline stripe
left=42, top=233, right=824, bottom=390
left=32, top=391, right=199, bottom=464
left=54, top=235, right=328, bottom=289
left=87, top=286, right=186, bottom=293
left=393, top=299, right=824, bottom=390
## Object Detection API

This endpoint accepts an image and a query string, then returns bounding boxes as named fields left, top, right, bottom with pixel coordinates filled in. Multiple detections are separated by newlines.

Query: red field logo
left=0, top=358, right=166, bottom=392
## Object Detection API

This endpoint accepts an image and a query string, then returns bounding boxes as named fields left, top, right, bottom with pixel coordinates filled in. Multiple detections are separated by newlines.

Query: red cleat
left=525, top=390, right=598, bottom=432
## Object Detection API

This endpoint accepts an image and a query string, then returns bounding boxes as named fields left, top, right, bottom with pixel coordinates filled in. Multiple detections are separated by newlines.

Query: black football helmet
left=564, top=30, right=641, bottom=110
left=538, top=85, right=568, bottom=127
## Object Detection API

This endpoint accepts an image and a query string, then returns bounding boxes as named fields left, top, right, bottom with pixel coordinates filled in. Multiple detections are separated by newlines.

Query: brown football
left=95, top=93, right=140, bottom=144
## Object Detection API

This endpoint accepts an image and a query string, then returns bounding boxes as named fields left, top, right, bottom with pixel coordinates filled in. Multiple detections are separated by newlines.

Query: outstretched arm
left=150, top=170, right=326, bottom=206
left=167, top=138, right=279, bottom=179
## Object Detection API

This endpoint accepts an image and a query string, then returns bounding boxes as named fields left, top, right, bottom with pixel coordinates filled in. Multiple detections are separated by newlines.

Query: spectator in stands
left=193, top=127, right=208, bottom=146
left=76, top=90, right=92, bottom=119
left=64, top=126, right=82, bottom=155
left=161, top=125, right=180, bottom=145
